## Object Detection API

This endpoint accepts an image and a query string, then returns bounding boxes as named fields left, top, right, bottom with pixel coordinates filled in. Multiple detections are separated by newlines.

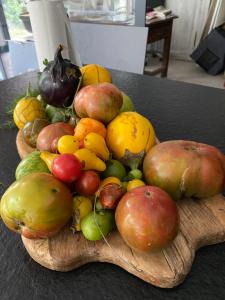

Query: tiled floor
left=145, top=56, right=225, bottom=89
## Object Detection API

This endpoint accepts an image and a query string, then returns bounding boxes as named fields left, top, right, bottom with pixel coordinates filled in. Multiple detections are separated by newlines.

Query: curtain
left=201, top=0, right=222, bottom=40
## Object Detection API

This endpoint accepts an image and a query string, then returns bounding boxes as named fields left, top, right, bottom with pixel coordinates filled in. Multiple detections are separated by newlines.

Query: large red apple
left=143, top=140, right=225, bottom=200
left=115, top=186, right=179, bottom=252
left=74, top=82, right=123, bottom=124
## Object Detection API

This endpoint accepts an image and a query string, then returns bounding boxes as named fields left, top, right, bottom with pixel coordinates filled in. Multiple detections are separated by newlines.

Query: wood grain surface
left=16, top=130, right=225, bottom=288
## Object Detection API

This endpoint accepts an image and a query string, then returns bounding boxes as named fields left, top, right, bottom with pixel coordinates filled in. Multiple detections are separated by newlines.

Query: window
left=2, top=0, right=30, bottom=40
left=64, top=0, right=135, bottom=24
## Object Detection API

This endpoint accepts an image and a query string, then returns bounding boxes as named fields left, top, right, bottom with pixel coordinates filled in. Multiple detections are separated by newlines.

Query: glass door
left=64, top=0, right=135, bottom=24
left=2, top=0, right=31, bottom=40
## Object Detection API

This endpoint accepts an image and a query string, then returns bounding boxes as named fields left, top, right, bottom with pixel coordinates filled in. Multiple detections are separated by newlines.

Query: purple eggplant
left=38, top=45, right=81, bottom=107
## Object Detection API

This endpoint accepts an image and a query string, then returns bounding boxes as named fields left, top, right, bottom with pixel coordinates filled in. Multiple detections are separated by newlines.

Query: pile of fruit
left=1, top=45, right=225, bottom=252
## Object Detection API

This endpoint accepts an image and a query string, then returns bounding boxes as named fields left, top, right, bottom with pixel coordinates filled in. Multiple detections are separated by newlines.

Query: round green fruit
left=120, top=92, right=134, bottom=112
left=15, top=151, right=50, bottom=180
left=81, top=210, right=115, bottom=241
left=102, top=159, right=126, bottom=181
left=127, top=169, right=143, bottom=180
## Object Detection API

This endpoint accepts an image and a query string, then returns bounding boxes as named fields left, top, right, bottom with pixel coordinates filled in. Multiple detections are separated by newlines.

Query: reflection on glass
left=64, top=0, right=135, bottom=25
left=2, top=0, right=30, bottom=40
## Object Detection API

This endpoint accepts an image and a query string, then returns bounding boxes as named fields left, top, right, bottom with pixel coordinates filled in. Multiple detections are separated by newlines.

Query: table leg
left=161, top=21, right=173, bottom=78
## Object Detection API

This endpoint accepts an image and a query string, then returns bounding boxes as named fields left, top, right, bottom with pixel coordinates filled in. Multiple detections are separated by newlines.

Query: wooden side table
left=144, top=15, right=178, bottom=77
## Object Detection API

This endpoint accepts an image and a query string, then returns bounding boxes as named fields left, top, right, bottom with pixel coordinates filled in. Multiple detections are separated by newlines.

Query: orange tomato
left=74, top=118, right=107, bottom=141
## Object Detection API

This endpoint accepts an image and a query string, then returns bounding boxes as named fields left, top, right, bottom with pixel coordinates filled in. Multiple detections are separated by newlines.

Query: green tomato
left=127, top=169, right=143, bottom=180
left=95, top=199, right=104, bottom=211
left=81, top=210, right=115, bottom=241
left=0, top=173, right=73, bottom=239
left=102, top=159, right=127, bottom=181
left=120, top=92, right=134, bottom=112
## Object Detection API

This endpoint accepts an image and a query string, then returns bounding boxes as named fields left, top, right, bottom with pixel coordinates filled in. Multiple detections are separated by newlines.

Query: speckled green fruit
left=15, top=151, right=50, bottom=180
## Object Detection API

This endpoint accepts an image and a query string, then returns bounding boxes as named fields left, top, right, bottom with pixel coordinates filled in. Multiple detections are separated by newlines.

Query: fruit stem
left=129, top=158, right=141, bottom=170
left=145, top=191, right=151, bottom=198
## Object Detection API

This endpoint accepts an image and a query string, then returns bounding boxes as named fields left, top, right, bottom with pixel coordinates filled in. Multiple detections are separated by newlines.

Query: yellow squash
left=84, top=132, right=110, bottom=161
left=106, top=112, right=156, bottom=169
left=74, top=148, right=106, bottom=172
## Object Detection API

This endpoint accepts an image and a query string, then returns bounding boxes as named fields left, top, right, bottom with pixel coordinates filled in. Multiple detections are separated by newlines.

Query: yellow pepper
left=84, top=132, right=110, bottom=161
left=74, top=148, right=106, bottom=171
left=40, top=151, right=59, bottom=172
left=73, top=196, right=92, bottom=231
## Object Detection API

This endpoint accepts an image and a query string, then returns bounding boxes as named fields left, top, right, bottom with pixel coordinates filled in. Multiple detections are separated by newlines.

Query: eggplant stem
left=54, top=44, right=64, bottom=61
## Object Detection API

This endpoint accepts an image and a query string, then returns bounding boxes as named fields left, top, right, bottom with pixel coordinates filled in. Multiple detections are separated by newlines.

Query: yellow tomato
left=13, top=97, right=46, bottom=129
left=127, top=179, right=145, bottom=192
left=57, top=135, right=80, bottom=154
left=73, top=196, right=93, bottom=231
left=95, top=176, right=121, bottom=197
left=80, top=64, right=112, bottom=86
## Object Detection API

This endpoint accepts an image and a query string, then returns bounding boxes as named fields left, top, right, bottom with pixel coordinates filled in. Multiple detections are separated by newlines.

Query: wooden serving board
left=16, top=131, right=225, bottom=288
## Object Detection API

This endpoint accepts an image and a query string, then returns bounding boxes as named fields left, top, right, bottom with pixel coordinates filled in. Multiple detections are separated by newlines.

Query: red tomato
left=143, top=140, right=225, bottom=200
left=115, top=186, right=179, bottom=252
left=52, top=154, right=82, bottom=183
left=75, top=170, right=100, bottom=196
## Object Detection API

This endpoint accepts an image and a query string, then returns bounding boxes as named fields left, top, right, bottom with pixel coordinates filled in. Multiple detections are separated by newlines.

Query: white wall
left=70, top=22, right=148, bottom=74
left=165, top=0, right=211, bottom=60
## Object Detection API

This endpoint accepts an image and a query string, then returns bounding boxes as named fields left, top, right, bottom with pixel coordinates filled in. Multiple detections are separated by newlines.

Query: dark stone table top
left=0, top=70, right=225, bottom=300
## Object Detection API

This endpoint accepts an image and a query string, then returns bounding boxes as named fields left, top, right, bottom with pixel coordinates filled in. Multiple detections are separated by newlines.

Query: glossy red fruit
left=115, top=185, right=179, bottom=252
left=52, top=154, right=82, bottom=183
left=75, top=170, right=100, bottom=196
